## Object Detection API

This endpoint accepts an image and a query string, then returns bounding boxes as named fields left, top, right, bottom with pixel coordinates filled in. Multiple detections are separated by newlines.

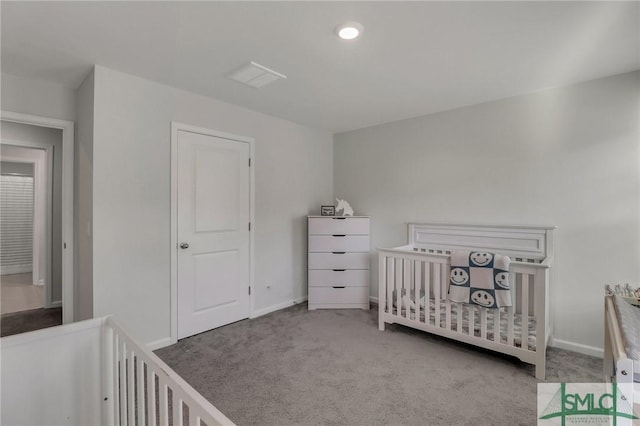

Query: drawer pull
left=333, top=217, right=346, bottom=220
left=332, top=252, right=346, bottom=255
left=332, top=269, right=346, bottom=272
left=332, top=286, right=346, bottom=289
left=332, top=234, right=346, bottom=237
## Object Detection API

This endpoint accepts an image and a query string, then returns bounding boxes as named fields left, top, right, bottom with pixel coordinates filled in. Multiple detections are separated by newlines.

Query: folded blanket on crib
left=448, top=250, right=512, bottom=308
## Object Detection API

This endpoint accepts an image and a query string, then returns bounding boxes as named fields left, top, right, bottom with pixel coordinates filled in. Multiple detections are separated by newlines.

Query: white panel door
left=177, top=130, right=250, bottom=339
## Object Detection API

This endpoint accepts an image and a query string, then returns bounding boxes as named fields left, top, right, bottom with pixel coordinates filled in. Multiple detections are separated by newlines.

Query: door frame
left=170, top=122, right=255, bottom=344
left=0, top=147, right=52, bottom=306
left=1, top=111, right=75, bottom=324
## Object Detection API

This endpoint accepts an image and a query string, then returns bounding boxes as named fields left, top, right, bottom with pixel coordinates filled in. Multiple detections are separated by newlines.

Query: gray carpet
left=155, top=303, right=601, bottom=426
left=0, top=307, right=62, bottom=337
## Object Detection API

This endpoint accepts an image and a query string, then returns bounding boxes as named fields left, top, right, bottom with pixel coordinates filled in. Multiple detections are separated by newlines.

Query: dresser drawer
left=308, top=253, right=370, bottom=270
left=308, top=269, right=370, bottom=287
left=308, top=286, right=369, bottom=304
left=308, top=235, right=369, bottom=252
left=308, top=217, right=369, bottom=235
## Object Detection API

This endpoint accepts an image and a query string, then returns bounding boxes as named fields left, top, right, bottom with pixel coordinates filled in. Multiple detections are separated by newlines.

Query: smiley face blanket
left=448, top=250, right=512, bottom=308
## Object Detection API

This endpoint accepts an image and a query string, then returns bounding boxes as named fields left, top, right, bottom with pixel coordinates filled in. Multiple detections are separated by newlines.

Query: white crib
left=378, top=223, right=554, bottom=380
left=1, top=316, right=234, bottom=426
left=604, top=293, right=639, bottom=415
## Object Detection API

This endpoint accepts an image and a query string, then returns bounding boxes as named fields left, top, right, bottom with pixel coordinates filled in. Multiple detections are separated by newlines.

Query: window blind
left=0, top=175, right=34, bottom=275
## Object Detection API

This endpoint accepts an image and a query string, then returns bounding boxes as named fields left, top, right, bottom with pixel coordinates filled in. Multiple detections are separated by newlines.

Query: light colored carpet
left=155, top=303, right=601, bottom=426
left=1, top=273, right=43, bottom=314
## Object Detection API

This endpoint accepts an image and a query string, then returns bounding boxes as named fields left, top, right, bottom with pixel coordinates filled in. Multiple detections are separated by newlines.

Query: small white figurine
left=335, top=198, right=354, bottom=216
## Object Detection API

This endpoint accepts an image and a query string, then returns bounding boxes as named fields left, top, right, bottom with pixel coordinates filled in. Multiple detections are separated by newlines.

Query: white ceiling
left=2, top=1, right=638, bottom=133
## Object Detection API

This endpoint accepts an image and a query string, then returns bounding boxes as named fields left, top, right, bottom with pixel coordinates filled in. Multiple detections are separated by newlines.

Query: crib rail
left=104, top=317, right=234, bottom=426
left=603, top=295, right=638, bottom=413
left=378, top=248, right=550, bottom=379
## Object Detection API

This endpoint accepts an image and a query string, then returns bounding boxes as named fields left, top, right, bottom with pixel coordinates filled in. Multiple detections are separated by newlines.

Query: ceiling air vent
left=227, top=61, right=287, bottom=88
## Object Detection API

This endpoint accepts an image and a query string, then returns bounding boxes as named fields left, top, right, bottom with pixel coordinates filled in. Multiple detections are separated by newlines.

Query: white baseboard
left=369, top=296, right=378, bottom=304
left=147, top=337, right=173, bottom=351
left=48, top=300, right=62, bottom=309
left=549, top=337, right=604, bottom=358
left=252, top=297, right=307, bottom=319
left=294, top=296, right=308, bottom=305
left=35, top=279, right=45, bottom=286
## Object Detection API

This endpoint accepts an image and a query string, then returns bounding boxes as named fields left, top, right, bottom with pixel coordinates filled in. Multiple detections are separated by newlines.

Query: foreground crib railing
left=1, top=316, right=234, bottom=426
left=104, top=318, right=234, bottom=426
left=378, top=247, right=551, bottom=379
left=604, top=294, right=638, bottom=413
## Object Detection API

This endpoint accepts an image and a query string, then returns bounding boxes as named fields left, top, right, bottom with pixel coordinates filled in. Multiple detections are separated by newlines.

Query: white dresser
left=307, top=216, right=370, bottom=310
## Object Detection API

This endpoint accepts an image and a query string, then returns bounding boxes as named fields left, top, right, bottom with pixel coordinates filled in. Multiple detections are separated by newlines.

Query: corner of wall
left=75, top=68, right=95, bottom=320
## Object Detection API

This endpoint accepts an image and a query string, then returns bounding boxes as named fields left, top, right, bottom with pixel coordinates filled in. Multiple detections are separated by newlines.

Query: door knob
left=180, top=242, right=189, bottom=249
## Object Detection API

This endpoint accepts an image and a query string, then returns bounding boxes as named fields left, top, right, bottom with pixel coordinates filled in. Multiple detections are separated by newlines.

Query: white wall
left=334, top=71, right=640, bottom=353
left=89, top=66, right=333, bottom=346
left=75, top=69, right=94, bottom=320
left=1, top=73, right=76, bottom=122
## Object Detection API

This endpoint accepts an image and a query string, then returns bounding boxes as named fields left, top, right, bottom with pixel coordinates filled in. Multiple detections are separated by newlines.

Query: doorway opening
left=0, top=113, right=74, bottom=336
left=0, top=159, right=43, bottom=314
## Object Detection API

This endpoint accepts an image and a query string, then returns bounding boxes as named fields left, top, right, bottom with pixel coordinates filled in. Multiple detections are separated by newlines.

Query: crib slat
left=535, top=268, right=547, bottom=379
left=415, top=260, right=422, bottom=323
left=425, top=262, right=431, bottom=324
left=137, top=357, right=145, bottom=426
left=442, top=263, right=450, bottom=300
left=158, top=382, right=169, bottom=426
left=128, top=349, right=135, bottom=426
left=378, top=254, right=387, bottom=312
left=493, top=308, right=501, bottom=342
left=441, top=263, right=448, bottom=318
left=445, top=300, right=451, bottom=330
left=147, top=371, right=157, bottom=426
left=468, top=305, right=475, bottom=336
left=386, top=257, right=393, bottom=315
left=456, top=302, right=462, bottom=333
left=521, top=273, right=530, bottom=348
left=395, top=258, right=402, bottom=316
left=120, top=342, right=128, bottom=426
left=174, top=398, right=184, bottom=426
left=507, top=306, right=515, bottom=345
left=507, top=272, right=516, bottom=346
left=480, top=308, right=487, bottom=339
left=103, top=327, right=115, bottom=426
left=444, top=263, right=451, bottom=330
left=434, top=264, right=441, bottom=327
left=404, top=258, right=410, bottom=320
left=379, top=255, right=387, bottom=326
left=113, top=334, right=121, bottom=426
left=189, top=412, right=200, bottom=426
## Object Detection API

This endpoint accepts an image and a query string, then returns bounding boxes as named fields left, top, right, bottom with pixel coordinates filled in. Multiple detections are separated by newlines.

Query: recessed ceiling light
left=336, top=22, right=363, bottom=40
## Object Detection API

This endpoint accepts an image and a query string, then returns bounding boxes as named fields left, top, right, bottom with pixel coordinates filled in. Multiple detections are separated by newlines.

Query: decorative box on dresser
left=307, top=216, right=370, bottom=310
